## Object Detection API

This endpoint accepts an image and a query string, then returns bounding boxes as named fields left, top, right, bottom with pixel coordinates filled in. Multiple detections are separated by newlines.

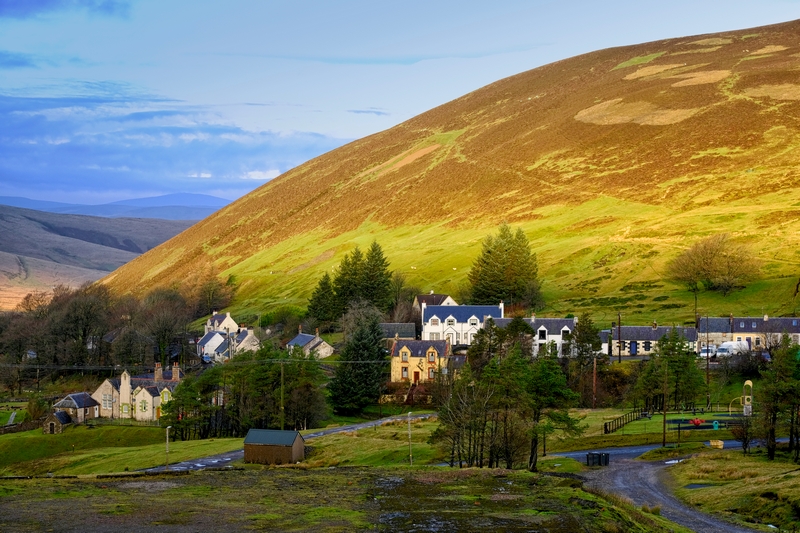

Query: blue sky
left=0, top=1, right=798, bottom=203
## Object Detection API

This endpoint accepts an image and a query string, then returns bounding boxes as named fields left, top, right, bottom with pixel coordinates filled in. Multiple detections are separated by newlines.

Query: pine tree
left=361, top=241, right=392, bottom=312
left=468, top=224, right=541, bottom=308
left=307, top=272, right=338, bottom=326
left=332, top=247, right=364, bottom=314
left=328, top=313, right=387, bottom=414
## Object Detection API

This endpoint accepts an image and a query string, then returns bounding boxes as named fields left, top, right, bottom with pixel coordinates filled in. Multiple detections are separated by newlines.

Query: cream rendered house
left=92, top=362, right=182, bottom=421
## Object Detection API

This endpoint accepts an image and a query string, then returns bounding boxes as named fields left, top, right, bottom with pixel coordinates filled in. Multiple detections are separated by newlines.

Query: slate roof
left=287, top=333, right=316, bottom=348
left=216, top=339, right=230, bottom=355
left=696, top=316, right=800, bottom=335
left=416, top=294, right=454, bottom=307
left=244, top=429, right=303, bottom=446
left=493, top=317, right=576, bottom=334
left=612, top=326, right=697, bottom=342
left=423, top=305, right=503, bottom=324
left=198, top=331, right=224, bottom=347
left=54, top=392, right=99, bottom=410
left=52, top=411, right=72, bottom=424
left=235, top=330, right=250, bottom=343
left=380, top=323, right=416, bottom=339
left=391, top=340, right=450, bottom=358
left=210, top=313, right=228, bottom=324
left=696, top=317, right=733, bottom=334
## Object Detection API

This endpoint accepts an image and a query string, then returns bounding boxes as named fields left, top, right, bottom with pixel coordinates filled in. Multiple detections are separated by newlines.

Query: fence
left=603, top=409, right=646, bottom=434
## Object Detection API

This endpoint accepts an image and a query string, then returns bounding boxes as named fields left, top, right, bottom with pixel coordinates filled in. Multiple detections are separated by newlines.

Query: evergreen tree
left=362, top=241, right=392, bottom=312
left=328, top=313, right=387, bottom=414
left=760, top=334, right=798, bottom=460
left=307, top=272, right=338, bottom=327
left=332, top=246, right=365, bottom=314
left=468, top=224, right=542, bottom=308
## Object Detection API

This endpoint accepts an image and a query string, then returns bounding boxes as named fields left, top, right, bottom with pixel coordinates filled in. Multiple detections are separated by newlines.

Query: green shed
left=243, top=429, right=305, bottom=465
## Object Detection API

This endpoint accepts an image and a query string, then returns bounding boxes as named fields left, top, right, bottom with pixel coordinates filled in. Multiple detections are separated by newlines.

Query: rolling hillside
left=102, top=19, right=800, bottom=324
left=0, top=206, right=192, bottom=309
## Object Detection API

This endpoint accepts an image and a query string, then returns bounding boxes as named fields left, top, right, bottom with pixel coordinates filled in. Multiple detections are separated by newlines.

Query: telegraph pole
left=280, top=361, right=285, bottom=431
left=592, top=355, right=597, bottom=409
left=617, top=313, right=622, bottom=364
left=706, top=315, right=710, bottom=410
left=662, top=361, right=668, bottom=447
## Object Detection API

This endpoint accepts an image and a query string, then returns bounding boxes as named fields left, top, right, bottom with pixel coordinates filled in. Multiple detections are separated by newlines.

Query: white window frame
left=402, top=367, right=408, bottom=379
left=428, top=368, right=435, bottom=379
left=430, top=318, right=440, bottom=326
left=427, top=351, right=435, bottom=363
left=446, top=318, right=455, bottom=326
left=469, top=318, right=478, bottom=326
left=401, top=350, right=408, bottom=362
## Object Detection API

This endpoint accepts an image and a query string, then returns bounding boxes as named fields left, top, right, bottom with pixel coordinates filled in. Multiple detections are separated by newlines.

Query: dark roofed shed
left=244, top=429, right=305, bottom=465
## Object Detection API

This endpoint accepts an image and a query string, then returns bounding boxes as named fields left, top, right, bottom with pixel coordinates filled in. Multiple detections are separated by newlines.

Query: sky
left=0, top=1, right=798, bottom=204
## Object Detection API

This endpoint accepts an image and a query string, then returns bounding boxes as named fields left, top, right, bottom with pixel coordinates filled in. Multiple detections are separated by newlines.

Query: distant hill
left=101, top=19, right=800, bottom=323
left=0, top=205, right=192, bottom=309
left=0, top=193, right=229, bottom=220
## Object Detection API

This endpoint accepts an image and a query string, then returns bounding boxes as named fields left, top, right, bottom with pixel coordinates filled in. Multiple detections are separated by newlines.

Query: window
left=428, top=368, right=435, bottom=379
left=643, top=341, right=652, bottom=352
left=620, top=341, right=627, bottom=350
left=430, top=318, right=439, bottom=326
left=469, top=318, right=478, bottom=326
left=752, top=322, right=757, bottom=328
left=455, top=333, right=460, bottom=344
left=140, top=400, right=148, bottom=413
left=428, top=351, right=436, bottom=363
left=122, top=404, right=129, bottom=414
left=446, top=318, right=455, bottom=326
left=430, top=333, right=440, bottom=340
left=538, top=329, right=547, bottom=340
left=794, top=335, right=800, bottom=344
left=401, top=350, right=408, bottom=362
left=794, top=320, right=798, bottom=326
left=102, top=394, right=112, bottom=410
left=755, top=338, right=761, bottom=346
left=736, top=336, right=742, bottom=342
left=162, top=391, right=170, bottom=402
left=740, top=321, right=745, bottom=328
left=402, top=367, right=408, bottom=379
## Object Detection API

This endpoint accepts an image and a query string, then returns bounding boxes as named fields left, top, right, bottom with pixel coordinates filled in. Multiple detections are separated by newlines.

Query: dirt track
left=581, top=458, right=759, bottom=533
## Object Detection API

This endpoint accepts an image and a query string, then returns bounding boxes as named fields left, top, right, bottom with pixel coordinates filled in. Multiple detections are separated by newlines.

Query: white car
left=699, top=347, right=716, bottom=358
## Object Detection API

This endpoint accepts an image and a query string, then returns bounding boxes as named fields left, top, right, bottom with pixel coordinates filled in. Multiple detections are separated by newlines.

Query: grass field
left=0, top=467, right=692, bottom=532
left=670, top=446, right=800, bottom=530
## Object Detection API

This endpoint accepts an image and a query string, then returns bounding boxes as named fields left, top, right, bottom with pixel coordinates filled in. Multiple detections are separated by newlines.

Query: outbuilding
left=243, top=429, right=305, bottom=465
left=43, top=411, right=72, bottom=434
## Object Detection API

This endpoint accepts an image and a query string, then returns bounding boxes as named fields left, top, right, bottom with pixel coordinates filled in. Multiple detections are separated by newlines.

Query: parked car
left=699, top=346, right=716, bottom=358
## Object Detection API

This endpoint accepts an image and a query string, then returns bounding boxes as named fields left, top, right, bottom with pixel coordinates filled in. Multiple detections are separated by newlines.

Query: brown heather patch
left=574, top=99, right=701, bottom=125
left=624, top=64, right=684, bottom=80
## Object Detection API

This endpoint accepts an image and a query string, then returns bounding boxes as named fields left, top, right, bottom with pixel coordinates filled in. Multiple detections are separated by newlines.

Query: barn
left=243, top=429, right=305, bottom=465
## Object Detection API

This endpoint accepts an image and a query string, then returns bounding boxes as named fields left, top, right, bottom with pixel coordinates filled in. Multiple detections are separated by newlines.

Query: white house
left=205, top=311, right=238, bottom=334
left=286, top=328, right=334, bottom=358
left=494, top=316, right=579, bottom=356
left=421, top=303, right=503, bottom=345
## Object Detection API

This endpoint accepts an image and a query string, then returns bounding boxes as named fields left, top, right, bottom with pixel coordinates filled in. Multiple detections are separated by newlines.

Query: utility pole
left=280, top=361, right=285, bottom=431
left=662, top=361, right=668, bottom=447
left=706, top=315, right=710, bottom=410
left=617, top=313, right=622, bottom=364
left=408, top=412, right=413, bottom=466
left=592, top=355, right=597, bottom=409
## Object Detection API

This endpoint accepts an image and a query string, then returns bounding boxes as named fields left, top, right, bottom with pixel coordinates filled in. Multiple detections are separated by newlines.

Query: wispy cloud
left=0, top=88, right=348, bottom=202
left=347, top=108, right=389, bottom=116
left=0, top=0, right=131, bottom=19
left=0, top=50, right=39, bottom=69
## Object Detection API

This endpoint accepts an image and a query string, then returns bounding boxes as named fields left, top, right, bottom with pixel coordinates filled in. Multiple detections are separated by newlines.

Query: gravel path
left=581, top=458, right=760, bottom=533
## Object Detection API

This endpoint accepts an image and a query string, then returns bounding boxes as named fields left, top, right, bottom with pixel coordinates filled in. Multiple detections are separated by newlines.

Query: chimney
left=430, top=289, right=434, bottom=295
left=226, top=312, right=231, bottom=318
left=299, top=324, right=302, bottom=334
left=315, top=328, right=320, bottom=340
left=652, top=321, right=658, bottom=330
left=154, top=362, right=163, bottom=382
left=499, top=301, right=504, bottom=318
left=172, top=362, right=180, bottom=382
left=764, top=314, right=769, bottom=322
left=531, top=312, right=536, bottom=324
left=730, top=313, right=734, bottom=333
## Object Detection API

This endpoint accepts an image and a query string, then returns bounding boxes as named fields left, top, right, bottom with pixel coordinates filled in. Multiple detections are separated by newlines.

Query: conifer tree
left=362, top=241, right=392, bottom=312
left=328, top=313, right=387, bottom=414
left=468, top=224, right=542, bottom=308
left=307, top=272, right=338, bottom=327
left=332, top=246, right=365, bottom=313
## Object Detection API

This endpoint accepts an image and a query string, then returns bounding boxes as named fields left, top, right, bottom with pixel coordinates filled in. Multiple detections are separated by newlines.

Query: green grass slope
left=102, top=19, right=800, bottom=323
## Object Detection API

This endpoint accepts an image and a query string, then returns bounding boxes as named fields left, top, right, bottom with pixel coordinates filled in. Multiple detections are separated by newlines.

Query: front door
left=630, top=341, right=638, bottom=355
left=49, top=422, right=55, bottom=434
left=413, top=371, right=419, bottom=384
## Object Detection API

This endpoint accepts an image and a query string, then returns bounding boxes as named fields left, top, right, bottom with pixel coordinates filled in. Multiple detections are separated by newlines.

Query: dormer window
left=401, top=350, right=409, bottom=362
left=752, top=322, right=757, bottom=328
left=430, top=318, right=440, bottom=326
left=427, top=351, right=436, bottom=362
left=469, top=318, right=478, bottom=326
left=538, top=329, right=547, bottom=340
left=740, top=321, right=745, bottom=328
left=446, top=318, right=455, bottom=326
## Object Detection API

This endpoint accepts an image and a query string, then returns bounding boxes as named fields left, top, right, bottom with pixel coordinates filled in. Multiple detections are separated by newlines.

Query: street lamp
left=165, top=426, right=172, bottom=471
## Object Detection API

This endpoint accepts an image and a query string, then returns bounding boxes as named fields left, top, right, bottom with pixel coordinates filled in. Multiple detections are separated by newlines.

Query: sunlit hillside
left=102, top=19, right=800, bottom=325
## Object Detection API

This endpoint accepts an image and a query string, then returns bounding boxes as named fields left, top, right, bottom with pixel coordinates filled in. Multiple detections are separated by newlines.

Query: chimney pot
left=154, top=363, right=163, bottom=382
left=430, top=290, right=434, bottom=295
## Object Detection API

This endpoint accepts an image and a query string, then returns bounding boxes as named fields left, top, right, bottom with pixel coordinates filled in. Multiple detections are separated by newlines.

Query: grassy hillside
left=102, top=19, right=800, bottom=323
